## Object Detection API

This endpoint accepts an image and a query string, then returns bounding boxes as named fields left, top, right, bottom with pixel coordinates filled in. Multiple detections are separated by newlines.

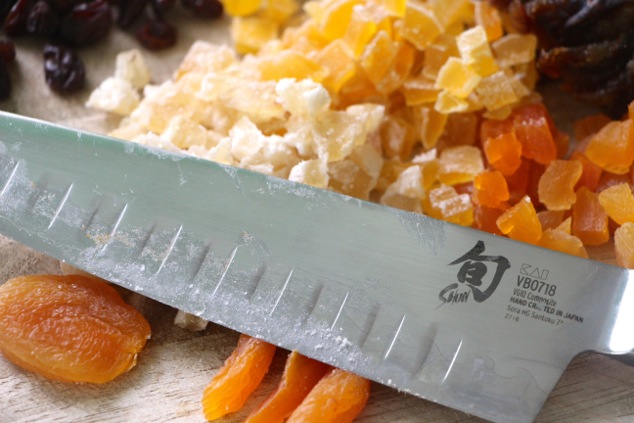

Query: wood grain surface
left=1, top=9, right=634, bottom=423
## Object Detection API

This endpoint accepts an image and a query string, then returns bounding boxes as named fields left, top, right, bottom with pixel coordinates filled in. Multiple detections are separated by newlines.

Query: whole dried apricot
left=0, top=274, right=151, bottom=384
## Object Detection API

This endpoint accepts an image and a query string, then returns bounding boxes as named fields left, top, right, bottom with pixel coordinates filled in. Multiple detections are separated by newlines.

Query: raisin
left=0, top=40, right=16, bottom=65
left=151, top=0, right=175, bottom=16
left=26, top=0, right=60, bottom=37
left=49, top=0, right=82, bottom=9
left=59, top=0, right=112, bottom=46
left=181, top=0, right=223, bottom=19
left=0, top=60, right=11, bottom=100
left=43, top=43, right=85, bottom=94
left=4, top=0, right=34, bottom=36
left=0, top=1, right=19, bottom=27
left=116, top=0, right=148, bottom=28
left=135, top=18, right=176, bottom=50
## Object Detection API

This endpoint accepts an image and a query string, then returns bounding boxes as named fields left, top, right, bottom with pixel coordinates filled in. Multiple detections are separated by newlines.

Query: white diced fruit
left=114, top=49, right=151, bottom=89
left=162, top=116, right=209, bottom=149
left=289, top=159, right=329, bottom=188
left=86, top=77, right=140, bottom=116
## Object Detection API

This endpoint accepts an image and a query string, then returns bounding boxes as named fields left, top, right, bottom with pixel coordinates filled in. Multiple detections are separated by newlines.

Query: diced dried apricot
left=244, top=351, right=330, bottom=423
left=570, top=151, right=602, bottom=192
left=585, top=119, right=634, bottom=174
left=615, top=222, right=634, bottom=268
left=0, top=274, right=150, bottom=384
left=286, top=369, right=370, bottom=423
left=539, top=229, right=588, bottom=258
left=511, top=103, right=558, bottom=165
left=537, top=160, right=582, bottom=211
left=474, top=205, right=506, bottom=235
left=472, top=170, right=509, bottom=208
left=483, top=131, right=522, bottom=176
left=596, top=171, right=632, bottom=193
left=537, top=210, right=566, bottom=231
left=571, top=187, right=609, bottom=246
left=496, top=195, right=542, bottom=244
left=424, top=184, right=474, bottom=226
left=437, top=145, right=484, bottom=185
left=598, top=182, right=634, bottom=225
left=202, top=335, right=277, bottom=420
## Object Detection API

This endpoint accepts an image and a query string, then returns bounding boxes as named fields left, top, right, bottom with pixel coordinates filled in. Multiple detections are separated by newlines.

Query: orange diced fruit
left=244, top=351, right=331, bottom=423
left=570, top=151, right=602, bottom=192
left=615, top=222, right=634, bottom=268
left=539, top=229, right=588, bottom=258
left=424, top=185, right=474, bottom=226
left=585, top=119, right=634, bottom=174
left=573, top=113, right=611, bottom=142
left=474, top=205, right=506, bottom=235
left=474, top=0, right=503, bottom=41
left=571, top=187, right=609, bottom=246
left=472, top=170, right=509, bottom=208
left=286, top=369, right=370, bottom=423
left=511, top=103, right=558, bottom=165
left=483, top=131, right=522, bottom=176
left=537, top=160, right=583, bottom=211
left=537, top=210, right=565, bottom=231
left=597, top=182, right=634, bottom=225
left=437, top=145, right=484, bottom=185
left=202, top=335, right=277, bottom=420
left=496, top=195, right=542, bottom=244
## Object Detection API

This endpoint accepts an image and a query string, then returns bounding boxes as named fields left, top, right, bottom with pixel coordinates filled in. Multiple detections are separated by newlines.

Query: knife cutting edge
left=0, top=110, right=633, bottom=423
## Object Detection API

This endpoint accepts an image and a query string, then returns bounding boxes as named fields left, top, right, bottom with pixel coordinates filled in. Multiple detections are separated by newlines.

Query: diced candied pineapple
left=437, top=145, right=484, bottom=185
left=434, top=91, right=469, bottom=114
left=428, top=0, right=473, bottom=30
left=276, top=78, right=331, bottom=119
left=289, top=158, right=329, bottom=188
left=409, top=105, right=447, bottom=149
left=400, top=75, right=440, bottom=106
left=328, top=158, right=375, bottom=200
left=400, top=2, right=442, bottom=50
left=380, top=114, right=417, bottom=160
left=162, top=116, right=209, bottom=149
left=424, top=184, right=474, bottom=226
left=456, top=26, right=498, bottom=77
left=311, top=110, right=368, bottom=162
left=491, top=34, right=537, bottom=68
left=380, top=165, right=425, bottom=213
left=222, top=0, right=262, bottom=17
left=435, top=57, right=481, bottom=99
left=86, top=77, right=140, bottom=116
left=114, top=49, right=151, bottom=89
left=423, top=34, right=459, bottom=80
left=474, top=1, right=503, bottom=41
left=342, top=2, right=386, bottom=57
left=175, top=42, right=236, bottom=80
left=258, top=50, right=326, bottom=82
left=319, top=0, right=363, bottom=41
left=231, top=16, right=279, bottom=54
left=260, top=0, right=299, bottom=23
left=475, top=70, right=519, bottom=111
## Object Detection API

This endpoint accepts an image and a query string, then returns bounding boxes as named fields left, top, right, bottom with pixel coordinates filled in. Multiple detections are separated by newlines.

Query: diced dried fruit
left=539, top=229, right=588, bottom=259
left=221, top=0, right=261, bottom=17
left=615, top=222, right=634, bottom=268
left=597, top=182, right=634, bottom=225
left=0, top=274, right=150, bottom=384
left=43, top=43, right=86, bottom=94
left=496, top=195, right=542, bottom=244
left=400, top=1, right=442, bottom=50
left=571, top=187, right=609, bottom=246
left=437, top=145, right=484, bottom=185
left=482, top=131, right=522, bottom=176
left=537, top=210, right=565, bottom=231
left=474, top=204, right=505, bottom=235
left=202, top=334, right=277, bottom=420
left=585, top=119, right=634, bottom=175
left=286, top=369, right=370, bottom=423
left=244, top=351, right=330, bottom=423
left=537, top=160, right=582, bottom=211
left=511, top=103, right=557, bottom=165
left=472, top=170, right=509, bottom=208
left=424, top=184, right=474, bottom=226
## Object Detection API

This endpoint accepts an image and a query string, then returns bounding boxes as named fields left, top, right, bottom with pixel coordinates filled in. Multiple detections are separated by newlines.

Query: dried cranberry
left=115, top=0, right=148, bottom=28
left=26, top=0, right=60, bottom=37
left=43, top=44, right=85, bottom=94
left=4, top=0, right=34, bottom=36
left=0, top=60, right=12, bottom=100
left=59, top=0, right=112, bottom=46
left=150, top=0, right=175, bottom=16
left=135, top=18, right=176, bottom=50
left=181, top=0, right=222, bottom=19
left=0, top=40, right=16, bottom=65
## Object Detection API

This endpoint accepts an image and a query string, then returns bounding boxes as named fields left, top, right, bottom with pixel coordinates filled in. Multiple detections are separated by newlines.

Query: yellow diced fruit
left=437, top=112, right=478, bottom=148
left=598, top=182, right=634, bottom=225
left=400, top=2, right=442, bottom=50
left=260, top=0, right=299, bottom=23
left=409, top=105, right=448, bottom=150
left=424, top=185, right=474, bottom=226
left=222, top=0, right=262, bottom=16
left=282, top=21, right=329, bottom=54
left=456, top=25, right=499, bottom=77
left=342, top=2, right=388, bottom=57
left=435, top=57, right=481, bottom=98
left=380, top=165, right=425, bottom=213
left=379, top=0, right=406, bottom=17
left=475, top=70, right=519, bottom=111
left=319, top=0, right=363, bottom=41
left=231, top=16, right=279, bottom=54
left=380, top=114, right=417, bottom=160
left=360, top=31, right=396, bottom=85
left=496, top=195, right=542, bottom=245
left=423, top=34, right=459, bottom=80
left=429, top=0, right=473, bottom=30
left=258, top=50, right=326, bottom=81
left=491, top=34, right=537, bottom=68
left=435, top=91, right=470, bottom=114
left=175, top=41, right=236, bottom=80
left=400, top=75, right=440, bottom=106
left=474, top=0, right=503, bottom=42
left=437, top=145, right=484, bottom=185
left=615, top=222, right=634, bottom=268
left=315, top=39, right=357, bottom=94
left=375, top=41, right=416, bottom=95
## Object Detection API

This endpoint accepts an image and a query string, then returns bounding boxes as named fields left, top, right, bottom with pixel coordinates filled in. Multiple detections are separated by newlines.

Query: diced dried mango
left=598, top=182, right=634, bottom=225
left=437, top=145, right=484, bottom=185
left=585, top=119, right=634, bottom=175
left=409, top=105, right=447, bottom=150
left=400, top=2, right=442, bottom=50
left=435, top=57, right=481, bottom=99
left=456, top=26, right=498, bottom=77
left=537, top=160, right=583, bottom=211
left=483, top=131, right=522, bottom=176
left=475, top=70, right=520, bottom=112
left=496, top=195, right=542, bottom=245
left=422, top=34, right=459, bottom=80
left=472, top=170, right=509, bottom=208
left=319, top=0, right=363, bottom=41
left=435, top=91, right=470, bottom=114
left=379, top=0, right=406, bottom=17
left=261, top=0, right=299, bottom=23
left=572, top=187, right=609, bottom=246
left=400, top=75, right=440, bottom=106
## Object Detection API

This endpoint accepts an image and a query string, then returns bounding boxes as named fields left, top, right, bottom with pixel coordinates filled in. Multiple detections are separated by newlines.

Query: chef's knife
left=0, top=111, right=632, bottom=423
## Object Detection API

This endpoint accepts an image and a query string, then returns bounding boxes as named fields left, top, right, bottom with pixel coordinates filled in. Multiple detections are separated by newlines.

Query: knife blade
left=0, top=110, right=632, bottom=423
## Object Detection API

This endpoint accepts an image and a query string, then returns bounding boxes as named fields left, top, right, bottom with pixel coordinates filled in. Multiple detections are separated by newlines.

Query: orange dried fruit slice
left=202, top=334, right=277, bottom=421
left=0, top=274, right=150, bottom=384
left=286, top=368, right=371, bottom=423
left=244, top=351, right=331, bottom=423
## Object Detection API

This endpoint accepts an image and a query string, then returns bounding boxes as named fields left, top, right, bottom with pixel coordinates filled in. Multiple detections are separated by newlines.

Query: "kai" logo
left=519, top=263, right=549, bottom=281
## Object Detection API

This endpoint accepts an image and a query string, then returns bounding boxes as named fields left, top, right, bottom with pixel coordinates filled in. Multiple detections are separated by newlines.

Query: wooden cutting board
left=2, top=10, right=634, bottom=423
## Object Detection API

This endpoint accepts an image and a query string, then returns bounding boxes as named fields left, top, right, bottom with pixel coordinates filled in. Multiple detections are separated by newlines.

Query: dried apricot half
left=0, top=274, right=151, bottom=384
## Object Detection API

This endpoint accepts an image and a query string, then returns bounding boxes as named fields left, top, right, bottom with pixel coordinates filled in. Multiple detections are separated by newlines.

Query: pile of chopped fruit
left=3, top=0, right=634, bottom=422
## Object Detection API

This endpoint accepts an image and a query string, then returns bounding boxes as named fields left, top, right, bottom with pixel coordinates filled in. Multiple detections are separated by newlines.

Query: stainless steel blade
left=0, top=111, right=632, bottom=423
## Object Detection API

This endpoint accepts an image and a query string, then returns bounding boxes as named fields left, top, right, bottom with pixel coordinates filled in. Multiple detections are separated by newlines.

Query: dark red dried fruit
left=0, top=40, right=16, bottom=65
left=4, top=0, right=34, bottom=36
left=49, top=0, right=82, bottom=9
left=115, top=0, right=148, bottom=28
left=135, top=18, right=176, bottom=50
left=0, top=1, right=19, bottom=27
left=26, top=0, right=60, bottom=37
left=59, top=0, right=112, bottom=46
left=43, top=44, right=85, bottom=94
left=151, top=0, right=175, bottom=16
left=0, top=60, right=12, bottom=100
left=181, top=0, right=223, bottom=19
